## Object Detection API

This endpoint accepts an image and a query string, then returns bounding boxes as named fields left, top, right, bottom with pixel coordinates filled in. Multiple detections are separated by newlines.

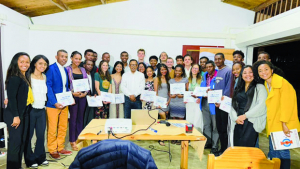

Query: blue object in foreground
left=69, top=139, right=158, bottom=169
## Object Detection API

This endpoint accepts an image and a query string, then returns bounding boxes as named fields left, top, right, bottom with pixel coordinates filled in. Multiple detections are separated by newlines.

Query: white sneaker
left=30, top=163, right=38, bottom=168
left=41, top=160, right=49, bottom=166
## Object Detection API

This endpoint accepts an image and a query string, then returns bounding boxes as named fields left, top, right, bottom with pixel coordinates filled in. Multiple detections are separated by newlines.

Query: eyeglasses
left=130, top=64, right=138, bottom=67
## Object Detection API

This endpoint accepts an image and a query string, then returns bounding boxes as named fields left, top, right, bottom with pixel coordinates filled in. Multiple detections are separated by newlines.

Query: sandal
left=176, top=140, right=181, bottom=145
left=158, top=140, right=165, bottom=146
left=171, top=140, right=176, bottom=144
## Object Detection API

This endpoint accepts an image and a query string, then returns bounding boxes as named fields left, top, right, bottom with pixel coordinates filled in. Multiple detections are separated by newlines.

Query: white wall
left=0, top=0, right=256, bottom=75
left=28, top=30, right=227, bottom=66
left=0, top=4, right=30, bottom=80
left=28, top=0, right=255, bottom=66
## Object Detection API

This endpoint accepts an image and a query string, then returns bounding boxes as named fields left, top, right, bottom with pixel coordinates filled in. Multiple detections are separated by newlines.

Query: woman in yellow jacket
left=254, top=60, right=300, bottom=169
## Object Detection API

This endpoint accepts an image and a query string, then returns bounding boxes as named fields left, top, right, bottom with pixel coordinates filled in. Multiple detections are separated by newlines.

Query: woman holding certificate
left=169, top=64, right=189, bottom=119
left=109, top=61, right=124, bottom=118
left=154, top=64, right=171, bottom=146
left=143, top=66, right=156, bottom=110
left=95, top=60, right=112, bottom=119
left=229, top=65, right=267, bottom=148
left=66, top=51, right=89, bottom=151
left=186, top=63, right=203, bottom=132
left=4, top=52, right=34, bottom=168
left=253, top=61, right=300, bottom=169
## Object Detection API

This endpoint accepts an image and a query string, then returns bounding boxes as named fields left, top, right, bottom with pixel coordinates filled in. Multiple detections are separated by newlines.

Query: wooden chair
left=207, top=147, right=281, bottom=169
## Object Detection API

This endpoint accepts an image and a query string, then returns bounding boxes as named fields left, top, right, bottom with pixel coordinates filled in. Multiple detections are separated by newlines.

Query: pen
left=149, top=127, right=157, bottom=133
left=97, top=129, right=102, bottom=135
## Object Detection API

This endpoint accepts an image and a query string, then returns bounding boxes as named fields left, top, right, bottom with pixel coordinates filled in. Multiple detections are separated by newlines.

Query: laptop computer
left=131, top=109, right=158, bottom=125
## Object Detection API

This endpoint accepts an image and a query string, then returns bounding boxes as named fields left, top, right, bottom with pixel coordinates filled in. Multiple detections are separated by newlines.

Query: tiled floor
left=0, top=131, right=300, bottom=168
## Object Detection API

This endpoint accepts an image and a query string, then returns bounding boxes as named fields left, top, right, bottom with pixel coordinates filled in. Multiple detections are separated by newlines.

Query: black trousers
left=26, top=108, right=47, bottom=165
left=215, top=107, right=228, bottom=152
left=4, top=105, right=33, bottom=169
left=234, top=120, right=258, bottom=147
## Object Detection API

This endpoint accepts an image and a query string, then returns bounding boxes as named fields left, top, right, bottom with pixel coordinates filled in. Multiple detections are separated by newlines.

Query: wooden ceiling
left=0, top=0, right=127, bottom=17
left=222, top=0, right=278, bottom=11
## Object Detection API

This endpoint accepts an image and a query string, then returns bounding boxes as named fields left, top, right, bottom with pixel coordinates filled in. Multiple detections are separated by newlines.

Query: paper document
left=86, top=96, right=103, bottom=107
left=55, top=92, right=74, bottom=106
left=219, top=96, right=232, bottom=113
left=170, top=83, right=185, bottom=94
left=141, top=90, right=156, bottom=102
left=101, top=92, right=114, bottom=102
left=184, top=91, right=197, bottom=103
left=72, top=79, right=90, bottom=92
left=271, top=129, right=300, bottom=150
left=114, top=94, right=125, bottom=104
left=208, top=90, right=222, bottom=103
left=154, top=96, right=167, bottom=108
left=193, top=87, right=209, bottom=96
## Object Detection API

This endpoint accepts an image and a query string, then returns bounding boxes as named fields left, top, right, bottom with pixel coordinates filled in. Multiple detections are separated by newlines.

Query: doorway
left=182, top=45, right=224, bottom=64
left=253, top=40, right=300, bottom=118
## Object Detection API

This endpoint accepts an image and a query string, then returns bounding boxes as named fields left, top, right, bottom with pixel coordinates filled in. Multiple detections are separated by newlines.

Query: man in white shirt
left=120, top=51, right=130, bottom=72
left=121, top=59, right=145, bottom=118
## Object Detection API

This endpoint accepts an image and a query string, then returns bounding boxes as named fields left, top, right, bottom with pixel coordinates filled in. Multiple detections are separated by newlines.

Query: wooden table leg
left=180, top=140, right=189, bottom=169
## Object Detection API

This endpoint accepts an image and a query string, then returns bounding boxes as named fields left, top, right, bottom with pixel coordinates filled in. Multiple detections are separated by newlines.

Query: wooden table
left=77, top=119, right=206, bottom=169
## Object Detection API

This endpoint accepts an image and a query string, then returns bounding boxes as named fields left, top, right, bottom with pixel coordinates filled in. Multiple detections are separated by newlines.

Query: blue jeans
left=124, top=95, right=142, bottom=119
left=268, top=137, right=290, bottom=169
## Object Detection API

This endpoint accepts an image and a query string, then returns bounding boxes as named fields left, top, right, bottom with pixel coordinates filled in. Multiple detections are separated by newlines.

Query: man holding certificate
left=199, top=60, right=219, bottom=155
left=121, top=59, right=145, bottom=118
left=46, top=50, right=72, bottom=159
left=66, top=51, right=89, bottom=151
left=214, top=53, right=233, bottom=155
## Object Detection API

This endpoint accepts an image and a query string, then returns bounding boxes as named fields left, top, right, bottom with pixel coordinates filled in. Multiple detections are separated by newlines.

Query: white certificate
left=170, top=83, right=185, bottom=94
left=154, top=96, right=167, bottom=108
left=101, top=92, right=114, bottom=102
left=271, top=129, right=300, bottom=150
left=72, top=79, right=90, bottom=92
left=55, top=91, right=74, bottom=107
left=184, top=91, right=197, bottom=103
left=219, top=96, right=232, bottom=113
left=141, top=90, right=156, bottom=102
left=193, top=87, right=209, bottom=96
left=114, top=94, right=125, bottom=104
left=86, top=96, right=103, bottom=107
left=207, top=90, right=222, bottom=103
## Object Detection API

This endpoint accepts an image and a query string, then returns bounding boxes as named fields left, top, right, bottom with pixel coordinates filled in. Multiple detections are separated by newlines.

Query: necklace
left=32, top=73, right=43, bottom=79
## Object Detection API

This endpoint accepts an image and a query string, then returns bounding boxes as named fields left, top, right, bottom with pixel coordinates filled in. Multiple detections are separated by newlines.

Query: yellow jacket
left=264, top=74, right=300, bottom=136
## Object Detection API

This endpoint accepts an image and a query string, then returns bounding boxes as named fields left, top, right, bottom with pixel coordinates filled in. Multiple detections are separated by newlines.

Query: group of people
left=2, top=47, right=300, bottom=169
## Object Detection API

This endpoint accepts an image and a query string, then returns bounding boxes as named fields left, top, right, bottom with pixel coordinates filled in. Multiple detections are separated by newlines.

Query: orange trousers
left=46, top=107, right=68, bottom=153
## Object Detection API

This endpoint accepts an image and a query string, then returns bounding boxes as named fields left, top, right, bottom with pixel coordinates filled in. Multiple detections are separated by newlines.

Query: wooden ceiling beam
left=253, top=0, right=281, bottom=12
left=50, top=0, right=69, bottom=11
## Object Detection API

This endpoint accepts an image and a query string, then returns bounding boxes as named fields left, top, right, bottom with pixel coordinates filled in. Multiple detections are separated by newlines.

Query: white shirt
left=185, top=66, right=192, bottom=78
left=121, top=70, right=145, bottom=97
left=124, top=65, right=130, bottom=73
left=56, top=62, right=67, bottom=92
left=87, top=74, right=93, bottom=93
left=31, top=77, right=47, bottom=109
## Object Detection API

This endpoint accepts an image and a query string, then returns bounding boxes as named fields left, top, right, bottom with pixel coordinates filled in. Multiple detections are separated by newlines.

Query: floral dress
left=94, top=73, right=111, bottom=119
left=143, top=81, right=154, bottom=110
